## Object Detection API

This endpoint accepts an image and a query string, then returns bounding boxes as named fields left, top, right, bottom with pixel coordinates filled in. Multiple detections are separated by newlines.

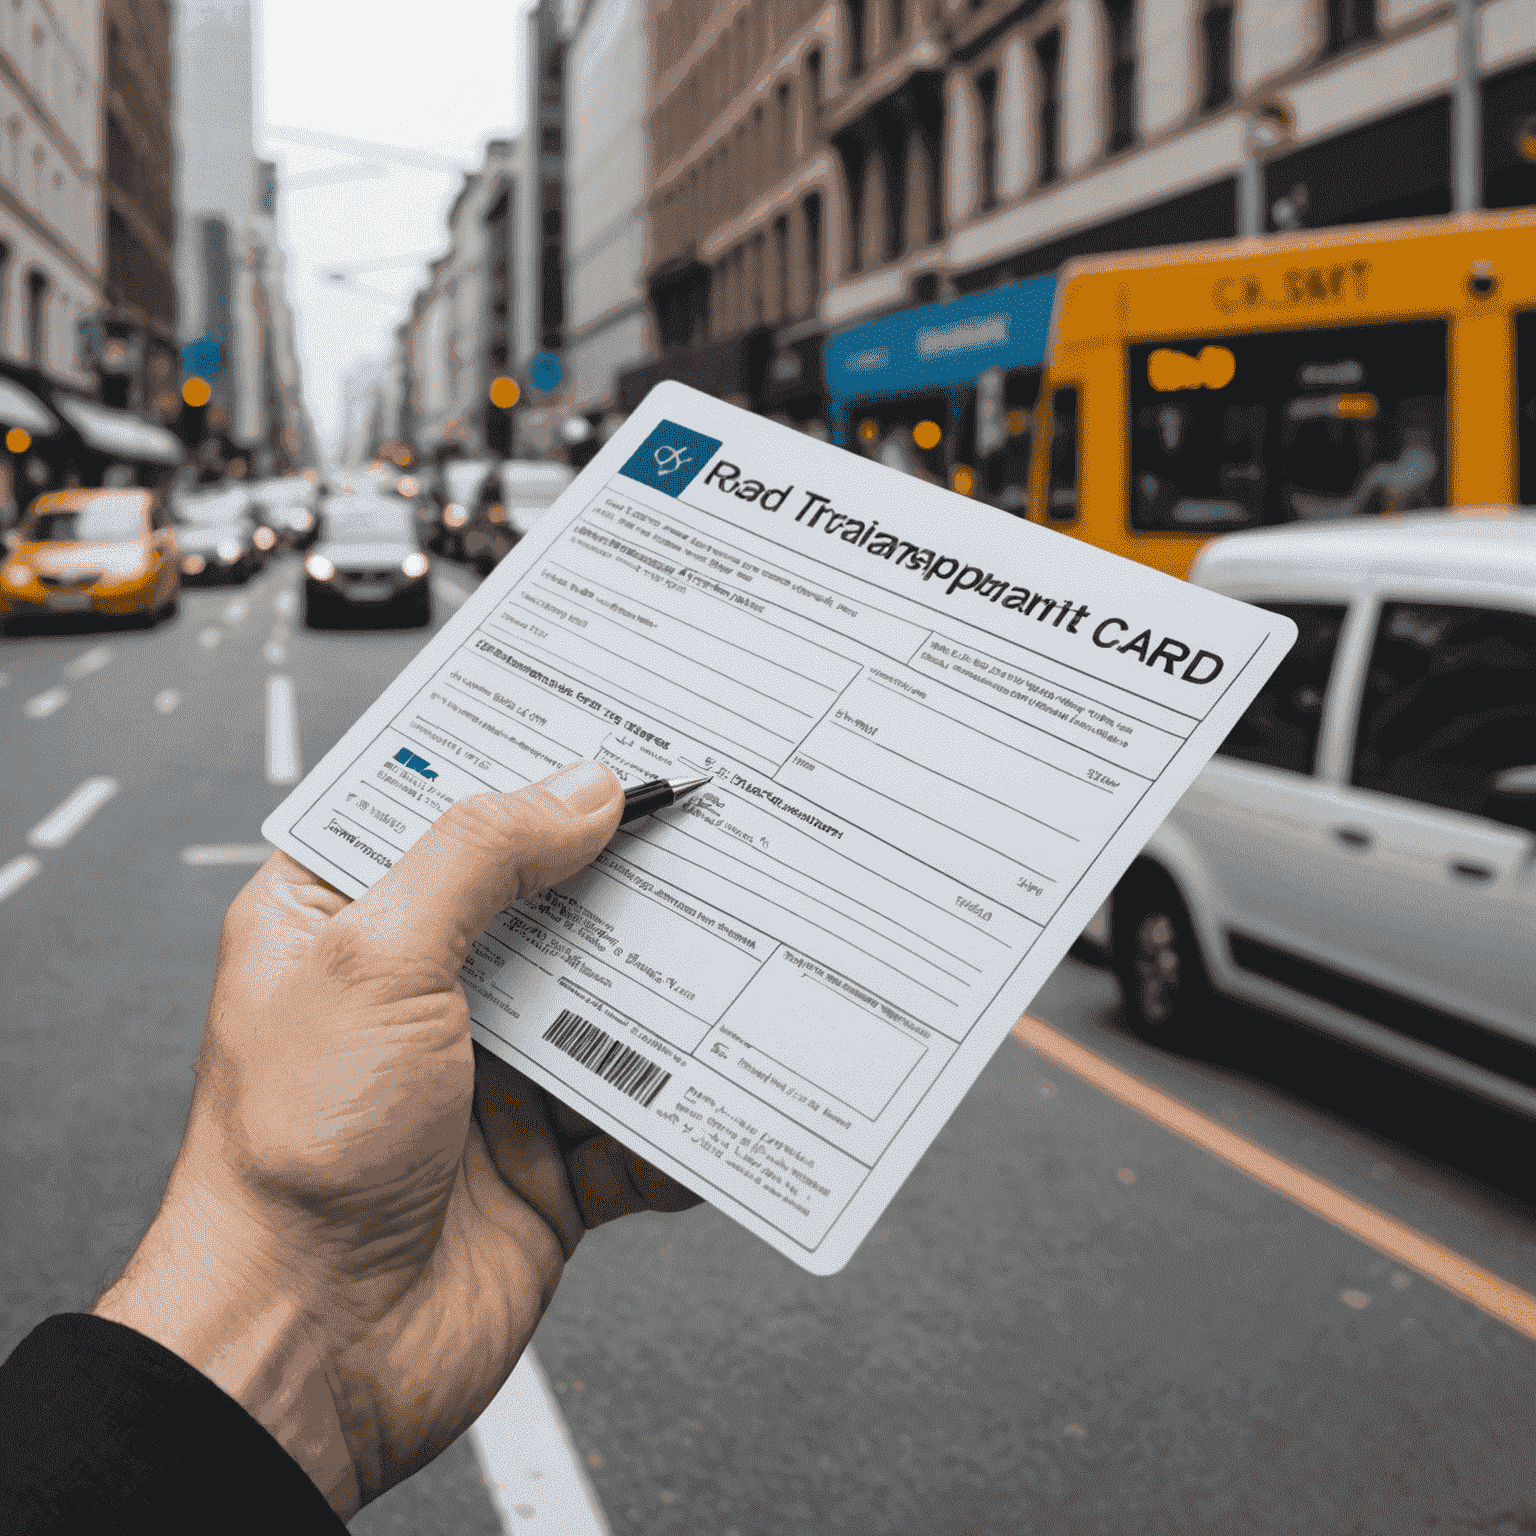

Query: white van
left=1109, top=511, right=1536, bottom=1116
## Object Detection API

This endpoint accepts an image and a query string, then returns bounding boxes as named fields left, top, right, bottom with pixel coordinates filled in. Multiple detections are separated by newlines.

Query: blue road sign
left=530, top=351, right=564, bottom=392
left=182, top=334, right=224, bottom=383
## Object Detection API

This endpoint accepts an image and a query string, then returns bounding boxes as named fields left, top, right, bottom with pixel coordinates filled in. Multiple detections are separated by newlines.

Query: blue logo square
left=619, top=419, right=723, bottom=497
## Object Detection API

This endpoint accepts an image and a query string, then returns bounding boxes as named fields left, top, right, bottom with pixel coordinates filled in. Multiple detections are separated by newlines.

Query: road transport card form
left=265, top=383, right=1295, bottom=1275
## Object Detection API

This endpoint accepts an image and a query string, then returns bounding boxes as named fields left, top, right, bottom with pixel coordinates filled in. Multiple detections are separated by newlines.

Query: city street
left=4, top=551, right=1536, bottom=1533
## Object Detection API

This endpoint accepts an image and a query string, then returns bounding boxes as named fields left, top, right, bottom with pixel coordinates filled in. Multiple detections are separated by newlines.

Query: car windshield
left=324, top=499, right=415, bottom=543
left=25, top=496, right=146, bottom=543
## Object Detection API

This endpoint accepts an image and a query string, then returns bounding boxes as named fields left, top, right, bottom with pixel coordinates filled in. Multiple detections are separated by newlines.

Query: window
left=750, top=231, right=765, bottom=323
left=1127, top=321, right=1447, bottom=534
left=1033, top=29, right=1062, bottom=186
left=752, top=104, right=764, bottom=192
left=803, top=191, right=822, bottom=310
left=25, top=268, right=47, bottom=369
left=845, top=0, right=866, bottom=77
left=1104, top=0, right=1137, bottom=154
left=777, top=81, right=792, bottom=170
left=1324, top=0, right=1375, bottom=56
left=773, top=214, right=789, bottom=319
left=1199, top=0, right=1234, bottom=113
left=1518, top=310, right=1536, bottom=506
left=888, top=0, right=904, bottom=45
left=1045, top=386, right=1079, bottom=520
left=806, top=48, right=822, bottom=111
left=1351, top=602, right=1536, bottom=831
left=1217, top=603, right=1347, bottom=774
left=976, top=69, right=999, bottom=210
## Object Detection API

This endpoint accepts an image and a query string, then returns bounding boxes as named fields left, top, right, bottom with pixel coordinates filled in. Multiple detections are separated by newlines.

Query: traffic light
left=176, top=377, right=210, bottom=449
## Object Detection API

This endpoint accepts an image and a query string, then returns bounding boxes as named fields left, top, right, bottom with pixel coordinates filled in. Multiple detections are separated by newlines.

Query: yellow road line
left=1012, top=1014, right=1536, bottom=1344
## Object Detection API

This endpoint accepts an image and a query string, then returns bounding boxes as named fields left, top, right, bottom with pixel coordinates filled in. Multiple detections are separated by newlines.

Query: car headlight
left=182, top=554, right=206, bottom=575
left=401, top=552, right=429, bottom=578
left=253, top=526, right=277, bottom=550
left=287, top=509, right=313, bottom=532
left=443, top=503, right=467, bottom=529
left=216, top=538, right=242, bottom=562
left=4, top=562, right=34, bottom=588
left=306, top=554, right=335, bottom=581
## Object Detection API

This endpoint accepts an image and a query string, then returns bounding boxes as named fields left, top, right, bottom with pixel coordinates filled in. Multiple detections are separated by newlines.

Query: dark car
left=251, top=475, right=320, bottom=551
left=303, top=495, right=432, bottom=628
left=172, top=485, right=264, bottom=584
left=427, top=460, right=495, bottom=564
left=465, top=460, right=575, bottom=574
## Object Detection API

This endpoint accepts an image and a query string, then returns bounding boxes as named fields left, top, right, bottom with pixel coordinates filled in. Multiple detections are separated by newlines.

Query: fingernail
left=542, top=760, right=617, bottom=817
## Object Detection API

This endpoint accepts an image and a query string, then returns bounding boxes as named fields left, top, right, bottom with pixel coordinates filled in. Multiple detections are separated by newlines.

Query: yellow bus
left=1025, top=209, right=1536, bottom=578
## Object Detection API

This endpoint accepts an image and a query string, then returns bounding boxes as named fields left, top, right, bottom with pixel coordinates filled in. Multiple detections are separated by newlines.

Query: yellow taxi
left=0, top=487, right=180, bottom=629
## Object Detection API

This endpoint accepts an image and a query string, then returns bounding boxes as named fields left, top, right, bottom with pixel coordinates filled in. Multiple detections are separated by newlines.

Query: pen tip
left=671, top=774, right=713, bottom=796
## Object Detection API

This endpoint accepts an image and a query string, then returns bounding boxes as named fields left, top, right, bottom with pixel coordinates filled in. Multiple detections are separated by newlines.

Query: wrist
left=92, top=1181, right=361, bottom=1519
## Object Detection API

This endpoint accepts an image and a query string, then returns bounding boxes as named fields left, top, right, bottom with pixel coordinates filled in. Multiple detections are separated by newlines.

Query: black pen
left=620, top=774, right=713, bottom=824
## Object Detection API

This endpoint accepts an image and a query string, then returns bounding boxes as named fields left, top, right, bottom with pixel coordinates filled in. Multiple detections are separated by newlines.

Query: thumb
left=341, top=760, right=623, bottom=969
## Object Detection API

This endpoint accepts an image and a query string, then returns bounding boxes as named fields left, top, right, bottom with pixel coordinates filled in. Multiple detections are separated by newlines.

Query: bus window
left=848, top=393, right=950, bottom=485
left=1518, top=311, right=1536, bottom=505
left=953, top=367, right=1041, bottom=511
left=1128, top=320, right=1447, bottom=532
left=1045, top=386, right=1079, bottom=521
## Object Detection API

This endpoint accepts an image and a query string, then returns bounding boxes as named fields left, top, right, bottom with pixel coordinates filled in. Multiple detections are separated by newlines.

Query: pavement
left=5, top=550, right=1536, bottom=1533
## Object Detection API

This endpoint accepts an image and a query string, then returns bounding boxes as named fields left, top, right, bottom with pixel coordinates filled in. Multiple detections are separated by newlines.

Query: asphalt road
left=4, top=550, right=1535, bottom=1533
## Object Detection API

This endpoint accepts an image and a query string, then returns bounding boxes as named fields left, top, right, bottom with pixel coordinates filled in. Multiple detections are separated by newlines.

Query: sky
left=256, top=0, right=537, bottom=461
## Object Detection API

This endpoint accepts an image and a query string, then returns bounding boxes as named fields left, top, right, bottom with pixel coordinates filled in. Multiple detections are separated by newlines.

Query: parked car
left=303, top=494, right=432, bottom=628
left=0, top=487, right=179, bottom=630
left=464, top=460, right=576, bottom=573
left=173, top=483, right=265, bottom=584
left=1108, top=510, right=1536, bottom=1114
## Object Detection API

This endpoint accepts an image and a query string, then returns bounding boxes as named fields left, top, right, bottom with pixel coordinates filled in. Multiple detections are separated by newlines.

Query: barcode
left=542, top=1008, right=673, bottom=1109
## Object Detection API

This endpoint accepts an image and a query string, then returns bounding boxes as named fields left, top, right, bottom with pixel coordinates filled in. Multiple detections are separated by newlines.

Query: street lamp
left=1238, top=101, right=1293, bottom=237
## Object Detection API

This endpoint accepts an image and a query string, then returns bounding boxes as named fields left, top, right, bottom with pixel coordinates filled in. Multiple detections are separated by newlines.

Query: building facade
left=0, top=0, right=103, bottom=391
left=633, top=0, right=1536, bottom=421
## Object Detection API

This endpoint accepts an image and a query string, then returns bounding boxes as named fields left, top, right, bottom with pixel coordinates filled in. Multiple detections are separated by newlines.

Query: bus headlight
left=4, top=562, right=34, bottom=587
left=216, top=538, right=242, bottom=563
left=401, top=553, right=429, bottom=578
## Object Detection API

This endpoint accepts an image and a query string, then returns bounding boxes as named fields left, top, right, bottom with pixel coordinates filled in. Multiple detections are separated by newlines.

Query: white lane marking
left=0, top=671, right=8, bottom=690
left=153, top=688, right=181, bottom=714
left=263, top=640, right=285, bottom=664
left=24, top=685, right=68, bottom=719
left=223, top=599, right=247, bottom=624
left=181, top=844, right=272, bottom=865
left=265, top=675, right=301, bottom=784
left=26, top=776, right=119, bottom=848
left=469, top=1346, right=613, bottom=1536
left=433, top=575, right=469, bottom=611
left=64, top=645, right=113, bottom=680
left=198, top=626, right=222, bottom=650
left=275, top=590, right=296, bottom=617
left=0, top=855, right=42, bottom=905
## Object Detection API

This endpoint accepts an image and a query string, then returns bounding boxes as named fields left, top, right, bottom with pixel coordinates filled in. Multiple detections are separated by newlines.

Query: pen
left=620, top=774, right=713, bottom=824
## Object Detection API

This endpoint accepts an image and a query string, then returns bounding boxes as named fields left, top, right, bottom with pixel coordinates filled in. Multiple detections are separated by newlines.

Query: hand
left=91, top=761, right=702, bottom=1519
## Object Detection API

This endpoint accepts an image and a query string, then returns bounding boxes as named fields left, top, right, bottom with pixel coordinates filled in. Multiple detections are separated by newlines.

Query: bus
left=1025, top=208, right=1536, bottom=578
left=823, top=273, right=1057, bottom=511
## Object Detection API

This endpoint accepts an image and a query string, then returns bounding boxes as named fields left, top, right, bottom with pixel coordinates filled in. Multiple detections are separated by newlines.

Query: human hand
left=92, top=761, right=701, bottom=1519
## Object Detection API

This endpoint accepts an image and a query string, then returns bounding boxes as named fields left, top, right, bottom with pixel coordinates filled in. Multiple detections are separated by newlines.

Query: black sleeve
left=0, top=1313, right=348, bottom=1535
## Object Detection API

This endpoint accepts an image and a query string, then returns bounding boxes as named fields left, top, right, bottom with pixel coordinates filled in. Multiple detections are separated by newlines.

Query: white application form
left=264, top=382, right=1295, bottom=1275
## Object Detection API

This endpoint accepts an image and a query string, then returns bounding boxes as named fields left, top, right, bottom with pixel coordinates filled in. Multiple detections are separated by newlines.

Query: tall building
left=509, top=0, right=570, bottom=452
left=399, top=138, right=519, bottom=464
left=175, top=0, right=312, bottom=473
left=562, top=0, right=650, bottom=441
left=0, top=0, right=103, bottom=392
left=100, top=0, right=177, bottom=420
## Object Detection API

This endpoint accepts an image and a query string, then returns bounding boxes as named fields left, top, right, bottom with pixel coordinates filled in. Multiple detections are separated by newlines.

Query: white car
left=1110, top=511, right=1536, bottom=1116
